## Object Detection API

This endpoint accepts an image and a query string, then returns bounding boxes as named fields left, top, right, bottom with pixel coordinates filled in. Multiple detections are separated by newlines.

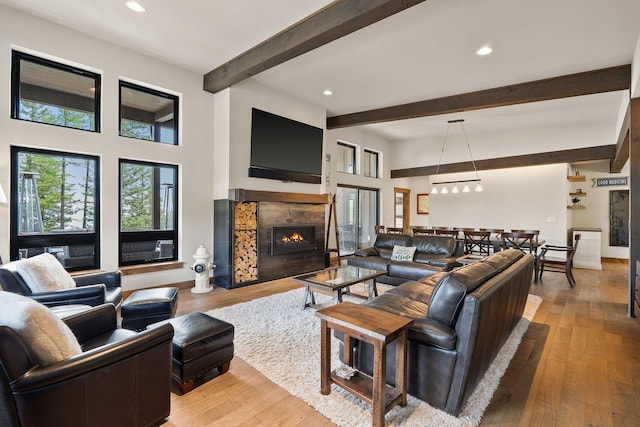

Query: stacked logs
left=234, top=202, right=257, bottom=283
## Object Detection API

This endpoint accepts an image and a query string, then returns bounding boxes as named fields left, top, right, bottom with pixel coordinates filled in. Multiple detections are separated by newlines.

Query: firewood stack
left=233, top=202, right=258, bottom=283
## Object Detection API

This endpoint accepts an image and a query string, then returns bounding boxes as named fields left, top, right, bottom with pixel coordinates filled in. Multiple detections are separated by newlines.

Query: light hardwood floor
left=162, top=259, right=640, bottom=426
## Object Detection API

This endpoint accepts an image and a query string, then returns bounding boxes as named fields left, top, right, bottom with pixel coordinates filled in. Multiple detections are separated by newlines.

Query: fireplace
left=271, top=225, right=318, bottom=256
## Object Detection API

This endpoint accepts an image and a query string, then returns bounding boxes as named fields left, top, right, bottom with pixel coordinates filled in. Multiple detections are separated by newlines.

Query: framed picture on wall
left=417, top=193, right=429, bottom=215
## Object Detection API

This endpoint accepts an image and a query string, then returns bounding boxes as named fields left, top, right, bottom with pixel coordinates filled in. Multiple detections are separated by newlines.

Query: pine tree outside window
left=119, top=159, right=178, bottom=265
left=11, top=50, right=101, bottom=132
left=10, top=147, right=100, bottom=270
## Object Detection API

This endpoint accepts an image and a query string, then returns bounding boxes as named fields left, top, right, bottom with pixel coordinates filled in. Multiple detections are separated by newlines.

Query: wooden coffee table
left=293, top=265, right=385, bottom=309
left=315, top=302, right=413, bottom=427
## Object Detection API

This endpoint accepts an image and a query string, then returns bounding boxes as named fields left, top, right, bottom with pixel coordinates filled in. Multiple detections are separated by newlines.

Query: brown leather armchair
left=0, top=260, right=122, bottom=308
left=0, top=304, right=174, bottom=427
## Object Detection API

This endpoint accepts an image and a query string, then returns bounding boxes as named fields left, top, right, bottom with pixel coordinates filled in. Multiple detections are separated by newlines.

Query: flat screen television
left=249, top=108, right=323, bottom=184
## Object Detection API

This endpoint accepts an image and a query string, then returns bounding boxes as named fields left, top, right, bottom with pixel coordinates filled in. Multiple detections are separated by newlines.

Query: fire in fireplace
left=271, top=225, right=317, bottom=256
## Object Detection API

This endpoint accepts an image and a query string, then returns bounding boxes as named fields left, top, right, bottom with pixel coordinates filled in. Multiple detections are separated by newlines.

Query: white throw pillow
left=390, top=245, right=417, bottom=262
left=15, top=253, right=76, bottom=293
left=0, top=291, right=82, bottom=365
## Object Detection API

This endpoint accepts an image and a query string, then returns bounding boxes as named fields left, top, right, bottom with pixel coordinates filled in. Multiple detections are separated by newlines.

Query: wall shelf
left=567, top=175, right=586, bottom=182
left=569, top=192, right=587, bottom=197
left=567, top=205, right=586, bottom=210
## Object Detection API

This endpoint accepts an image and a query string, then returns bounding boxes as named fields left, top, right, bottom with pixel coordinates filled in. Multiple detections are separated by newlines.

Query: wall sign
left=592, top=177, right=628, bottom=187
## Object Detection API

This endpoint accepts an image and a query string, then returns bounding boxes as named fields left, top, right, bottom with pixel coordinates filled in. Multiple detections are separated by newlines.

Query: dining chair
left=463, top=230, right=491, bottom=256
left=386, top=227, right=404, bottom=234
left=538, top=233, right=581, bottom=287
left=479, top=228, right=504, bottom=253
left=433, top=227, right=459, bottom=238
left=410, top=226, right=434, bottom=236
left=374, top=225, right=385, bottom=234
left=501, top=231, right=538, bottom=280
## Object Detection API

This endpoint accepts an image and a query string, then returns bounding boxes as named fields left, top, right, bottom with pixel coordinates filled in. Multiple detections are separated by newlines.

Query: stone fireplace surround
left=213, top=189, right=330, bottom=289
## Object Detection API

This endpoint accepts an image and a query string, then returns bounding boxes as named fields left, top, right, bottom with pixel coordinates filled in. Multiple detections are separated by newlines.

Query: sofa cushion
left=482, top=248, right=523, bottom=272
left=0, top=291, right=82, bottom=365
left=347, top=256, right=390, bottom=272
left=353, top=247, right=379, bottom=257
left=390, top=245, right=417, bottom=261
left=15, top=253, right=76, bottom=293
left=374, top=233, right=412, bottom=259
left=364, top=292, right=429, bottom=319
left=388, top=261, right=441, bottom=281
left=411, top=235, right=457, bottom=256
left=427, top=262, right=498, bottom=327
left=385, top=280, right=436, bottom=305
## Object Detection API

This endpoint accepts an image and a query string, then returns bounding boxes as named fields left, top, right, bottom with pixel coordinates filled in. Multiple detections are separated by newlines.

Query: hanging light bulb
left=451, top=184, right=459, bottom=193
left=475, top=182, right=483, bottom=192
left=431, top=184, right=438, bottom=194
left=441, top=185, right=449, bottom=194
left=462, top=183, right=470, bottom=193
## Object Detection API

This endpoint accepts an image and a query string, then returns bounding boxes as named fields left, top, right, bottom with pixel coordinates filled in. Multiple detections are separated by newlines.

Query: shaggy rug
left=208, top=288, right=542, bottom=427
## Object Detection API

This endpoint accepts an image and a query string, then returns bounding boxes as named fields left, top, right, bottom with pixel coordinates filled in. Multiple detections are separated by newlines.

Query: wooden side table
left=315, top=302, right=413, bottom=427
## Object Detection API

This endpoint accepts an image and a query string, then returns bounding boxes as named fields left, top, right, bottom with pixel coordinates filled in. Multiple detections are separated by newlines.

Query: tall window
left=119, top=160, right=178, bottom=265
left=337, top=142, right=356, bottom=174
left=336, top=185, right=379, bottom=256
left=119, top=81, right=179, bottom=145
left=11, top=50, right=101, bottom=132
left=10, top=147, right=100, bottom=270
left=363, top=149, right=379, bottom=178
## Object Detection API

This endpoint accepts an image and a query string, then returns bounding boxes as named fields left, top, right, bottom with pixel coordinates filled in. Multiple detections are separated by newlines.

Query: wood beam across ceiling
left=327, top=65, right=632, bottom=129
left=391, top=145, right=617, bottom=178
left=611, top=103, right=630, bottom=173
left=203, top=0, right=426, bottom=94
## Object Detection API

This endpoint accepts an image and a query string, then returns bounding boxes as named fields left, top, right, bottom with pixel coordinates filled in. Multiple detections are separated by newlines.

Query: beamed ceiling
left=2, top=0, right=640, bottom=175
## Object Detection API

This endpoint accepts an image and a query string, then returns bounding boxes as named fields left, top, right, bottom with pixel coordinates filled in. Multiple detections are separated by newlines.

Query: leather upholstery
left=0, top=261, right=123, bottom=308
left=149, top=312, right=235, bottom=389
left=121, top=287, right=179, bottom=331
left=0, top=303, right=174, bottom=427
left=347, top=233, right=464, bottom=285
left=340, top=249, right=534, bottom=415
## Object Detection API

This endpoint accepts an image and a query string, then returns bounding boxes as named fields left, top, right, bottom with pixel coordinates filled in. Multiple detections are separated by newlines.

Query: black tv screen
left=249, top=108, right=323, bottom=184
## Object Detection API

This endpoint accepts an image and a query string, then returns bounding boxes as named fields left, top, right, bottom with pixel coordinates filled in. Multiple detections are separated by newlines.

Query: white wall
left=390, top=164, right=569, bottom=245
left=0, top=6, right=215, bottom=290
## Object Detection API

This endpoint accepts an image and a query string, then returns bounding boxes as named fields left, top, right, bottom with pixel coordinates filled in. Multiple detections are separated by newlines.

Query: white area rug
left=209, top=288, right=542, bottom=427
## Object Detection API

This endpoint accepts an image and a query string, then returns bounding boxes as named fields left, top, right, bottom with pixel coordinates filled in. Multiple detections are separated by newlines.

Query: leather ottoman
left=121, top=287, right=179, bottom=331
left=149, top=312, right=234, bottom=394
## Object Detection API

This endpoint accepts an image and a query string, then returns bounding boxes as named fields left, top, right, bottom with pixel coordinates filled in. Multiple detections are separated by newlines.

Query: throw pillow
left=15, top=253, right=76, bottom=293
left=0, top=291, right=82, bottom=365
left=390, top=245, right=417, bottom=262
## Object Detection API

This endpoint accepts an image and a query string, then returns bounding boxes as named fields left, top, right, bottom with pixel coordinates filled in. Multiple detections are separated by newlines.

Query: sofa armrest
left=11, top=323, right=174, bottom=392
left=353, top=247, right=379, bottom=257
left=29, top=284, right=106, bottom=307
left=427, top=256, right=462, bottom=270
left=408, top=317, right=457, bottom=350
left=63, top=304, right=118, bottom=343
left=73, top=271, right=121, bottom=289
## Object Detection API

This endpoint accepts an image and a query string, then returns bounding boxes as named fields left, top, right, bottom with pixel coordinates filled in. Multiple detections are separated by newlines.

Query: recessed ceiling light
left=126, top=1, right=145, bottom=12
left=323, top=89, right=333, bottom=96
left=476, top=46, right=492, bottom=56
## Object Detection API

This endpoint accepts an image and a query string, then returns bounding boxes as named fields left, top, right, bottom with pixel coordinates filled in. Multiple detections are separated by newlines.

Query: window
left=119, top=81, right=179, bottom=145
left=11, top=50, right=101, bottom=132
left=337, top=142, right=356, bottom=174
left=119, top=160, right=178, bottom=265
left=336, top=185, right=379, bottom=256
left=10, top=147, right=100, bottom=270
left=363, top=149, right=379, bottom=178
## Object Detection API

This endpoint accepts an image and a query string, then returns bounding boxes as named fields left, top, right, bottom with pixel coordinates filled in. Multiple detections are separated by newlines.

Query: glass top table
left=293, top=265, right=386, bottom=309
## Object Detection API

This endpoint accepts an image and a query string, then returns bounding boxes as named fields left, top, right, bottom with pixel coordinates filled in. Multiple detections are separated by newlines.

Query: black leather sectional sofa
left=347, top=233, right=464, bottom=285
left=339, top=248, right=534, bottom=415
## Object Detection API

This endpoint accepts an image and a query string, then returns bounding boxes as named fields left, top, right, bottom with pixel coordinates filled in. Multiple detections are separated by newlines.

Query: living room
left=1, top=1, right=640, bottom=426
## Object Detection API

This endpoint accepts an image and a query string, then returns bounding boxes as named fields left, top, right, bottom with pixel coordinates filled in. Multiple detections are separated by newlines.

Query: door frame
left=393, top=187, right=411, bottom=234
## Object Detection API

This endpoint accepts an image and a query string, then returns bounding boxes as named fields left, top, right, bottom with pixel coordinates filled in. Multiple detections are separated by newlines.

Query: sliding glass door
left=336, top=185, right=379, bottom=256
